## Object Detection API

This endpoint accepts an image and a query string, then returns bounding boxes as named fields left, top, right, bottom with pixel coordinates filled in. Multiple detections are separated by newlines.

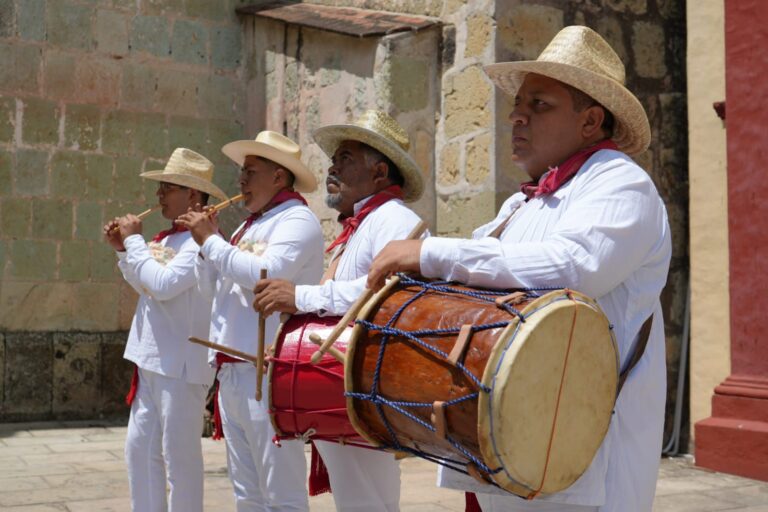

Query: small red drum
left=267, top=314, right=363, bottom=443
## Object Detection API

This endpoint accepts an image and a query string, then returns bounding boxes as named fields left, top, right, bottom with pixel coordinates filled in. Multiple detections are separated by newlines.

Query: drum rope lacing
left=347, top=274, right=565, bottom=484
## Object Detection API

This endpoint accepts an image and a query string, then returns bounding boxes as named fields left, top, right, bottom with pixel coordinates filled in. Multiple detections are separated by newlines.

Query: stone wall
left=0, top=0, right=248, bottom=421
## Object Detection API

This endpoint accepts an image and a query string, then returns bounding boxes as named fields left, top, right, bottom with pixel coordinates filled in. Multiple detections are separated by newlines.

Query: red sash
left=325, top=185, right=403, bottom=254
left=230, top=189, right=308, bottom=246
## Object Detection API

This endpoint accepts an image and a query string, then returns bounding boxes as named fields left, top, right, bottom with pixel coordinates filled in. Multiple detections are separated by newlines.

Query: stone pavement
left=0, top=421, right=766, bottom=512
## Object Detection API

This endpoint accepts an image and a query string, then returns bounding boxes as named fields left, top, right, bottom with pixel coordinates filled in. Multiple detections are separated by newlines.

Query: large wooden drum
left=345, top=276, right=619, bottom=499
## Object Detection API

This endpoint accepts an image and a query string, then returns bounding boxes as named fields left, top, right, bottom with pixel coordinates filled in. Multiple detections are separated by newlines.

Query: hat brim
left=140, top=171, right=229, bottom=201
left=312, top=125, right=424, bottom=202
left=484, top=61, right=651, bottom=156
left=221, top=140, right=318, bottom=193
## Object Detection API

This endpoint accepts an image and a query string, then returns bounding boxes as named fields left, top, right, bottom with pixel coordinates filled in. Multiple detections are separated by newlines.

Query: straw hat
left=140, top=148, right=228, bottom=201
left=221, top=131, right=317, bottom=193
left=484, top=25, right=651, bottom=155
left=312, top=110, right=424, bottom=202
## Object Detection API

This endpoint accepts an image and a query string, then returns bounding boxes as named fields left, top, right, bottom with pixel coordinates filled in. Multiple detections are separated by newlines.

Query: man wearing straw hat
left=253, top=110, right=424, bottom=512
left=367, top=27, right=671, bottom=511
left=177, top=131, right=323, bottom=512
left=103, top=148, right=228, bottom=512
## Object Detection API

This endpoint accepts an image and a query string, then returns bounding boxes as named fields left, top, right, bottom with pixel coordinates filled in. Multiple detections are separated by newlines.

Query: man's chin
left=325, top=193, right=343, bottom=210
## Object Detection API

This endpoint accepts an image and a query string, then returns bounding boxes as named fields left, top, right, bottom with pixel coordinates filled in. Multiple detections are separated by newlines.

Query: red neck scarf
left=230, top=189, right=308, bottom=246
left=520, top=139, right=618, bottom=199
left=325, top=185, right=403, bottom=254
left=152, top=224, right=188, bottom=243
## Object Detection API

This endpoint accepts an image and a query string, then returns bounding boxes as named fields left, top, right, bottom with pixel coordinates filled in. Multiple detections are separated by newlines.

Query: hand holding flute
left=103, top=206, right=161, bottom=251
left=176, top=194, right=245, bottom=245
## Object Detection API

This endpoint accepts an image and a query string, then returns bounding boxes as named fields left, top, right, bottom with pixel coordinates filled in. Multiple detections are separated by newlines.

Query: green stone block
left=0, top=43, right=42, bottom=94
left=44, top=50, right=77, bottom=99
left=22, top=98, right=60, bottom=146
left=0, top=0, right=14, bottom=38
left=390, top=57, right=430, bottom=111
left=90, top=241, right=118, bottom=280
left=0, top=238, right=6, bottom=276
left=51, top=150, right=86, bottom=199
left=198, top=74, right=236, bottom=119
left=7, top=239, right=56, bottom=279
left=102, top=111, right=136, bottom=155
left=207, top=118, right=243, bottom=164
left=95, top=9, right=128, bottom=56
left=134, top=112, right=168, bottom=158
left=186, top=0, right=228, bottom=21
left=47, top=1, right=93, bottom=50
left=0, top=197, right=31, bottom=238
left=32, top=198, right=73, bottom=240
left=85, top=153, right=115, bottom=198
left=121, top=63, right=157, bottom=111
left=59, top=240, right=90, bottom=281
left=18, top=0, right=45, bottom=41
left=211, top=26, right=241, bottom=69
left=143, top=0, right=185, bottom=16
left=65, top=104, right=101, bottom=151
left=169, top=116, right=208, bottom=154
left=0, top=96, right=16, bottom=143
left=114, top=156, right=147, bottom=203
left=15, top=148, right=49, bottom=196
left=131, top=15, right=170, bottom=57
left=171, top=19, right=207, bottom=65
left=0, top=149, right=11, bottom=196
left=75, top=200, right=103, bottom=241
left=155, top=69, right=198, bottom=117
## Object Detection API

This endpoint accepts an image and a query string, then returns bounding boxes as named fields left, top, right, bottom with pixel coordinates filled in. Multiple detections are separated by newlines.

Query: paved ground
left=0, top=421, right=766, bottom=511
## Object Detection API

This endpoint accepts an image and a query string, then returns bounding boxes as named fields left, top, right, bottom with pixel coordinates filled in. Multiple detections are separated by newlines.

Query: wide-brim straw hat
left=484, top=25, right=651, bottom=155
left=140, top=148, right=228, bottom=201
left=221, top=131, right=317, bottom=193
left=312, top=110, right=424, bottom=202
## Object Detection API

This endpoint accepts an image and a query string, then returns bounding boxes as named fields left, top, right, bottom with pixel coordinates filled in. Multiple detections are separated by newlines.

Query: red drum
left=267, top=314, right=363, bottom=443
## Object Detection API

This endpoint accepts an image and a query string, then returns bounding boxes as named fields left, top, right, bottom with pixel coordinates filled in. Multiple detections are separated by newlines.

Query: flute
left=107, top=205, right=161, bottom=234
left=205, top=193, right=245, bottom=216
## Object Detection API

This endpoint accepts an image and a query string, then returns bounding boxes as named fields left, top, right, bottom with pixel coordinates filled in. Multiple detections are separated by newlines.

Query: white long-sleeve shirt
left=422, top=149, right=671, bottom=511
left=119, top=232, right=215, bottom=386
left=197, top=200, right=324, bottom=361
left=294, top=197, right=423, bottom=315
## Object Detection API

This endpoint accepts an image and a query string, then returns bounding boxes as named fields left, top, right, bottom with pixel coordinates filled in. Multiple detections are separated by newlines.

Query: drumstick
left=310, top=220, right=428, bottom=364
left=308, top=331, right=346, bottom=363
left=107, top=205, right=161, bottom=234
left=188, top=337, right=260, bottom=364
left=255, top=268, right=267, bottom=401
left=206, top=193, right=245, bottom=216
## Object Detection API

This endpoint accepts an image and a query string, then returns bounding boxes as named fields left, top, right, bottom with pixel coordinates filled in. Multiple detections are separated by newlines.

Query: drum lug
left=494, top=291, right=528, bottom=308
left=447, top=324, right=473, bottom=366
left=431, top=401, right=447, bottom=439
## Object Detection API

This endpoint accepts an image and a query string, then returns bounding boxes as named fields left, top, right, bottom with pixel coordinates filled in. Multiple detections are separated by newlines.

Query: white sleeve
left=200, top=210, right=323, bottom=290
left=123, top=235, right=198, bottom=301
left=117, top=251, right=144, bottom=295
left=420, top=166, right=669, bottom=298
left=194, top=240, right=220, bottom=299
left=295, top=275, right=368, bottom=316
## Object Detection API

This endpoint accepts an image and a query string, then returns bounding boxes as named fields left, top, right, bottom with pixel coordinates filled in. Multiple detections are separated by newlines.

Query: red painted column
left=694, top=0, right=768, bottom=481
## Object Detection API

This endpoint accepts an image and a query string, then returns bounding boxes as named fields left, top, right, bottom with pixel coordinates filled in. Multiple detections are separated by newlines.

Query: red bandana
left=325, top=185, right=403, bottom=254
left=520, top=139, right=618, bottom=199
left=230, top=189, right=308, bottom=246
left=152, top=224, right=188, bottom=243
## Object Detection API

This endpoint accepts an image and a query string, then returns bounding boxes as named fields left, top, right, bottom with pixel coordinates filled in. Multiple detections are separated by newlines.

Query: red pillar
left=694, top=0, right=768, bottom=481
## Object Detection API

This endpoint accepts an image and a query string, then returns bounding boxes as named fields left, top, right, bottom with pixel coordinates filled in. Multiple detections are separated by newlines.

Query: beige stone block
left=443, top=66, right=491, bottom=138
left=117, top=280, right=138, bottom=331
left=74, top=58, right=121, bottom=107
left=411, top=129, right=433, bottom=186
left=632, top=21, right=667, bottom=79
left=595, top=16, right=628, bottom=64
left=436, top=190, right=496, bottom=237
left=465, top=12, right=492, bottom=58
left=466, top=131, right=491, bottom=185
left=0, top=282, right=72, bottom=331
left=70, top=282, right=120, bottom=331
left=438, top=141, right=461, bottom=186
left=497, top=4, right=564, bottom=60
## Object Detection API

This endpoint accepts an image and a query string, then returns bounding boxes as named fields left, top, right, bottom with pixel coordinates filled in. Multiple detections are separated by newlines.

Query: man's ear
left=581, top=105, right=607, bottom=139
left=371, top=160, right=390, bottom=186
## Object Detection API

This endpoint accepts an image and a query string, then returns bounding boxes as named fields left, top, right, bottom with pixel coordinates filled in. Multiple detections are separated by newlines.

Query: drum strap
left=488, top=203, right=522, bottom=239
left=617, top=314, right=654, bottom=394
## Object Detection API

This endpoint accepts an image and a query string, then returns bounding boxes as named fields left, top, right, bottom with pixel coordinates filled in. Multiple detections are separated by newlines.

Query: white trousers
left=477, top=494, right=599, bottom=512
left=125, top=367, right=209, bottom=512
left=315, top=440, right=401, bottom=512
left=218, top=363, right=309, bottom=512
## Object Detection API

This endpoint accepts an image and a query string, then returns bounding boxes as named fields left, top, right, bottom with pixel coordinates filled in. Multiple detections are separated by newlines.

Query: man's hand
left=102, top=218, right=126, bottom=252
left=119, top=214, right=143, bottom=238
left=253, top=279, right=298, bottom=316
left=367, top=239, right=423, bottom=290
left=176, top=206, right=218, bottom=246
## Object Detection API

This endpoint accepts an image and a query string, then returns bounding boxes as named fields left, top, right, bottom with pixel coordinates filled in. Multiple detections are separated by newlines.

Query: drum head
left=478, top=291, right=618, bottom=496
